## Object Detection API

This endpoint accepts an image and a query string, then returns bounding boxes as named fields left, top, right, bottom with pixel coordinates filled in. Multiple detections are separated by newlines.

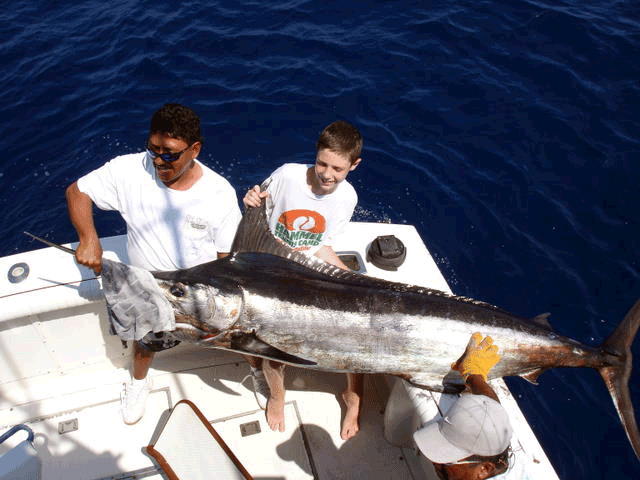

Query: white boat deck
left=0, top=223, right=559, bottom=479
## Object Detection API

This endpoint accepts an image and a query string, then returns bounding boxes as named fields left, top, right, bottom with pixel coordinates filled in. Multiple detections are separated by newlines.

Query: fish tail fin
left=598, top=299, right=640, bottom=459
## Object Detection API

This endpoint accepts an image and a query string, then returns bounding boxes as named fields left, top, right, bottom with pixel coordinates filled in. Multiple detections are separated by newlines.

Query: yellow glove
left=453, top=333, right=501, bottom=380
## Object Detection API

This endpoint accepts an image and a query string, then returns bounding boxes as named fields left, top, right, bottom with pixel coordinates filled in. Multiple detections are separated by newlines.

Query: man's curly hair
left=150, top=104, right=203, bottom=146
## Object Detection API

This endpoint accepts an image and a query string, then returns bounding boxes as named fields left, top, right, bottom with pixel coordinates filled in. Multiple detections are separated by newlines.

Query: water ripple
left=1, top=1, right=638, bottom=477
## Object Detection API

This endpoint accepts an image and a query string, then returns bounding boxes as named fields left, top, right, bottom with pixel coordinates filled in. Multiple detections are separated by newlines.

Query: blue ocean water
left=1, top=1, right=638, bottom=478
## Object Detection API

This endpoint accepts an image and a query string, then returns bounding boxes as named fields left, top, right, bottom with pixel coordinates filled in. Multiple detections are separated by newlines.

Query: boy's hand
left=452, top=333, right=501, bottom=381
left=243, top=185, right=269, bottom=208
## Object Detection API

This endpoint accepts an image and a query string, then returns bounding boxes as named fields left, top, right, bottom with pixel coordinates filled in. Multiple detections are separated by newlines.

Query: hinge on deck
left=58, top=418, right=78, bottom=434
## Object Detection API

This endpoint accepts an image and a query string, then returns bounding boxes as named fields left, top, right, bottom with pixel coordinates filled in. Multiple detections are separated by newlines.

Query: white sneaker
left=121, top=377, right=151, bottom=425
left=244, top=367, right=269, bottom=410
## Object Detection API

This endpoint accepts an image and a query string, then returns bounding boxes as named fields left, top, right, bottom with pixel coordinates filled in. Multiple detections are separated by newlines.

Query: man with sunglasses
left=66, top=103, right=242, bottom=424
left=413, top=334, right=513, bottom=480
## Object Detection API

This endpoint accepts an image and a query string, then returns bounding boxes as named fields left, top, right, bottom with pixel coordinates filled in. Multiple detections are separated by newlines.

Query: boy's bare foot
left=263, top=360, right=286, bottom=432
left=266, top=396, right=285, bottom=432
left=340, top=390, right=361, bottom=440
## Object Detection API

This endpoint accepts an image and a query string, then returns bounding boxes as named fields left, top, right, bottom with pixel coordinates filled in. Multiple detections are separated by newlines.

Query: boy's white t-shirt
left=77, top=152, right=241, bottom=271
left=262, top=163, right=357, bottom=254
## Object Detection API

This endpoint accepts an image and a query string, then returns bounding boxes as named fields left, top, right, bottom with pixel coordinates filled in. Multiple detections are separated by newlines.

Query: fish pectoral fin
left=520, top=368, right=547, bottom=385
left=229, top=332, right=317, bottom=366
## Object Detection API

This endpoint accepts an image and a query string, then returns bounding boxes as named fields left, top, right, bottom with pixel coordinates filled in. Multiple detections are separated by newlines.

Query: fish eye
left=170, top=284, right=186, bottom=297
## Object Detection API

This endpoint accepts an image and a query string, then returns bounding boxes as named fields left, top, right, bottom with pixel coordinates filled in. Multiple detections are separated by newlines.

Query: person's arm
left=452, top=333, right=501, bottom=402
left=313, top=192, right=356, bottom=271
left=66, top=181, right=103, bottom=274
left=314, top=245, right=350, bottom=270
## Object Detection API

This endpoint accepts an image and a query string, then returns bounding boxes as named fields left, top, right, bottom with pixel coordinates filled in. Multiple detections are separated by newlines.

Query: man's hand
left=243, top=185, right=269, bottom=208
left=452, top=333, right=501, bottom=381
left=75, top=237, right=103, bottom=275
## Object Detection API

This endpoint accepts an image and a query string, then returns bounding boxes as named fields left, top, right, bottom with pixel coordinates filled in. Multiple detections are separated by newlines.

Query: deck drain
left=239, top=420, right=261, bottom=437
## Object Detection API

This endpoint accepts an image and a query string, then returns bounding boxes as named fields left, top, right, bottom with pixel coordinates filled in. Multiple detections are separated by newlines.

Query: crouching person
left=413, top=333, right=512, bottom=480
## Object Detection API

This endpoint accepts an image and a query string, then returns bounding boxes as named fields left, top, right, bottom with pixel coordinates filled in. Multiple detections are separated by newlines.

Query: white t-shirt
left=263, top=163, right=357, bottom=254
left=77, top=152, right=241, bottom=271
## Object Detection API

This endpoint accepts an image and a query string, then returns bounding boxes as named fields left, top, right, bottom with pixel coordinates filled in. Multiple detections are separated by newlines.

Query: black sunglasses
left=146, top=143, right=193, bottom=163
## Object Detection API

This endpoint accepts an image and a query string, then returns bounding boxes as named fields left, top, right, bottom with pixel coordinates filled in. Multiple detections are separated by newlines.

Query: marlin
left=25, top=206, right=640, bottom=459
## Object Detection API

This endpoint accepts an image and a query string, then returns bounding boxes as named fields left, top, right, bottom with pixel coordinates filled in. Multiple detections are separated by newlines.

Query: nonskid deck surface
left=0, top=345, right=434, bottom=480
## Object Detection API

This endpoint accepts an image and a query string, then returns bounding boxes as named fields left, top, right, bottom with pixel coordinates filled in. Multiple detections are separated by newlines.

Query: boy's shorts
left=137, top=331, right=181, bottom=352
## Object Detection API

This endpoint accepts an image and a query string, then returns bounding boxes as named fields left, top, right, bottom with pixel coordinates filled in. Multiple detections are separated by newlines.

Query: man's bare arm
left=314, top=245, right=350, bottom=270
left=66, top=182, right=103, bottom=274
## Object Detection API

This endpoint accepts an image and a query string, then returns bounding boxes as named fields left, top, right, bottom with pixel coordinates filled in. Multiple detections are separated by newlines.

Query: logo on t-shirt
left=185, top=215, right=209, bottom=230
left=274, top=209, right=326, bottom=250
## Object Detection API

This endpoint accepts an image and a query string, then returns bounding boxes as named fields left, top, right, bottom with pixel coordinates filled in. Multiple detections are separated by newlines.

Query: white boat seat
left=146, top=400, right=253, bottom=480
left=0, top=424, right=42, bottom=480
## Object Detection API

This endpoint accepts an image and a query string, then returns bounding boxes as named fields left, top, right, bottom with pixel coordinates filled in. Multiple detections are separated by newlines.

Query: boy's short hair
left=150, top=104, right=203, bottom=146
left=316, top=120, right=363, bottom=164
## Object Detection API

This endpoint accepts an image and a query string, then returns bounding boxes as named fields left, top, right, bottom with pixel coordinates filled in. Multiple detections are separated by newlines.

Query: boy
left=243, top=120, right=363, bottom=440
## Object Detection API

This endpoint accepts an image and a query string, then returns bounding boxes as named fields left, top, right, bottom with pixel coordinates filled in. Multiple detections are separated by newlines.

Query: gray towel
left=101, top=259, right=175, bottom=341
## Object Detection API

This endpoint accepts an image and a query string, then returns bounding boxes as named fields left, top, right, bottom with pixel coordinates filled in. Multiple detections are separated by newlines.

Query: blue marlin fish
left=25, top=205, right=640, bottom=459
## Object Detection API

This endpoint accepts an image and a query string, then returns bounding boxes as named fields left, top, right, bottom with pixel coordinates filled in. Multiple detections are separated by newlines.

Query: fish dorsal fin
left=231, top=201, right=433, bottom=288
left=532, top=313, right=552, bottom=329
left=231, top=197, right=315, bottom=262
left=229, top=196, right=529, bottom=305
left=230, top=194, right=364, bottom=279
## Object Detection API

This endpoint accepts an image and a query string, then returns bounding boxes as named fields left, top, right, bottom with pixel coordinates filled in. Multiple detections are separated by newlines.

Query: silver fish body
left=155, top=252, right=617, bottom=390
left=150, top=203, right=640, bottom=459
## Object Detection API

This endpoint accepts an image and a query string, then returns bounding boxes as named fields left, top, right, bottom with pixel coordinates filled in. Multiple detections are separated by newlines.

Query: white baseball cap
left=413, top=394, right=512, bottom=464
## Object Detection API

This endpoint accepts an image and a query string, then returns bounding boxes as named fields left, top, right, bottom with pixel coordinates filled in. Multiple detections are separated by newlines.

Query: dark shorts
left=107, top=307, right=181, bottom=352
left=137, top=331, right=181, bottom=352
